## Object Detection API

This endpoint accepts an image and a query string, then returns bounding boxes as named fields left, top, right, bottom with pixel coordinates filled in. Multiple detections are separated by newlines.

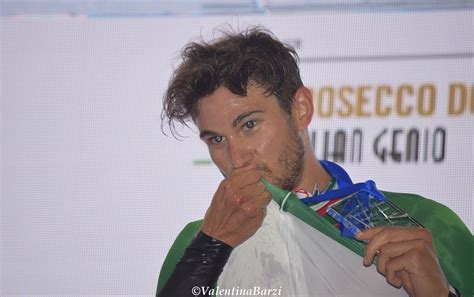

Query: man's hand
left=200, top=167, right=272, bottom=248
left=356, top=227, right=449, bottom=297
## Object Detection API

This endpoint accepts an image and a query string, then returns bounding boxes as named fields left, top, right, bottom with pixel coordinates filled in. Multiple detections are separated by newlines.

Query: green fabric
left=156, top=184, right=473, bottom=296
left=386, top=191, right=473, bottom=296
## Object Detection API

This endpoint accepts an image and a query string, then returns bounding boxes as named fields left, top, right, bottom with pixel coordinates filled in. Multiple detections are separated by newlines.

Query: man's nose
left=228, top=139, right=252, bottom=170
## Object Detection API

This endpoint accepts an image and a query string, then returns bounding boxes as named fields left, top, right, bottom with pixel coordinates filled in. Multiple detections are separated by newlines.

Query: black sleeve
left=447, top=284, right=462, bottom=297
left=157, top=231, right=233, bottom=297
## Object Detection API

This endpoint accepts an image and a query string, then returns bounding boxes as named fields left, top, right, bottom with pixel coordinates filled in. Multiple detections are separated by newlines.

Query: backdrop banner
left=2, top=9, right=472, bottom=295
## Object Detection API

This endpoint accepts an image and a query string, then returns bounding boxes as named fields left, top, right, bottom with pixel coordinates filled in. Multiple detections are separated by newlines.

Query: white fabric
left=217, top=200, right=407, bottom=297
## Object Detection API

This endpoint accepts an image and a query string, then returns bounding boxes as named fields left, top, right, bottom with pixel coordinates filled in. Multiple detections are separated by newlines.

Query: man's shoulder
left=156, top=219, right=203, bottom=295
left=178, top=219, right=204, bottom=239
left=382, top=190, right=470, bottom=234
left=382, top=191, right=466, bottom=225
left=162, top=219, right=203, bottom=262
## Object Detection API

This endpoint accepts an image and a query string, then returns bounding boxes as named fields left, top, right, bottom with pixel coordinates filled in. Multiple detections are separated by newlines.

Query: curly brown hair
left=162, top=27, right=303, bottom=136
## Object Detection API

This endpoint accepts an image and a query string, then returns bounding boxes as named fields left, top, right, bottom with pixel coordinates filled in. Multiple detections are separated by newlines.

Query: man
left=157, top=28, right=471, bottom=296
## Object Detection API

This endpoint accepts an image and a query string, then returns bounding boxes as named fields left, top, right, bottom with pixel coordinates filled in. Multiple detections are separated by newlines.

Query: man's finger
left=398, top=271, right=414, bottom=296
left=219, top=170, right=263, bottom=198
left=384, top=252, right=416, bottom=288
left=229, top=180, right=267, bottom=205
left=357, top=226, right=428, bottom=243
left=239, top=190, right=272, bottom=218
left=375, top=240, right=424, bottom=273
left=355, top=226, right=385, bottom=241
left=358, top=227, right=428, bottom=265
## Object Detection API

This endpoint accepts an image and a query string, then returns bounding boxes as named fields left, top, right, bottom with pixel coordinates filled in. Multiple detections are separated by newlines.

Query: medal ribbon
left=300, top=160, right=387, bottom=237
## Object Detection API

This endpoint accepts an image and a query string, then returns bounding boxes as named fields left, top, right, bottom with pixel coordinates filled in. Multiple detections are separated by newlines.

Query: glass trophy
left=327, top=190, right=423, bottom=238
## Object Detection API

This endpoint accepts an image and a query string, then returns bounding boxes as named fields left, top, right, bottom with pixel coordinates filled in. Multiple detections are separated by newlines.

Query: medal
left=300, top=161, right=423, bottom=238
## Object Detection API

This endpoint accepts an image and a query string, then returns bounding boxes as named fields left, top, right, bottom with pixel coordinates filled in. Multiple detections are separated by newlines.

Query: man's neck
left=294, top=154, right=332, bottom=195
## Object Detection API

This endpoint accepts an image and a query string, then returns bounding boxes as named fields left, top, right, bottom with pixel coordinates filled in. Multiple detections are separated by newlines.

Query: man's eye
left=211, top=135, right=223, bottom=143
left=244, top=120, right=256, bottom=129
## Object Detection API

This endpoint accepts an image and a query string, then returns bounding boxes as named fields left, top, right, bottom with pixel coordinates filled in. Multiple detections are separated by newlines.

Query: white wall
left=1, top=9, right=473, bottom=296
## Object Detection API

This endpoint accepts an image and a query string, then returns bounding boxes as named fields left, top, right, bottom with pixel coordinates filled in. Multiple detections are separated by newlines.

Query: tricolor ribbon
left=300, top=161, right=388, bottom=238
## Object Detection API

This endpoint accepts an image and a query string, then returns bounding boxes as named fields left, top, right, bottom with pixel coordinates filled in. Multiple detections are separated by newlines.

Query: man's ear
left=292, top=86, right=314, bottom=130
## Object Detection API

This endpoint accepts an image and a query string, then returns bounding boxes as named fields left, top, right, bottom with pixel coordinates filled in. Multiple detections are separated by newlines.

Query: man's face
left=195, top=84, right=305, bottom=190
